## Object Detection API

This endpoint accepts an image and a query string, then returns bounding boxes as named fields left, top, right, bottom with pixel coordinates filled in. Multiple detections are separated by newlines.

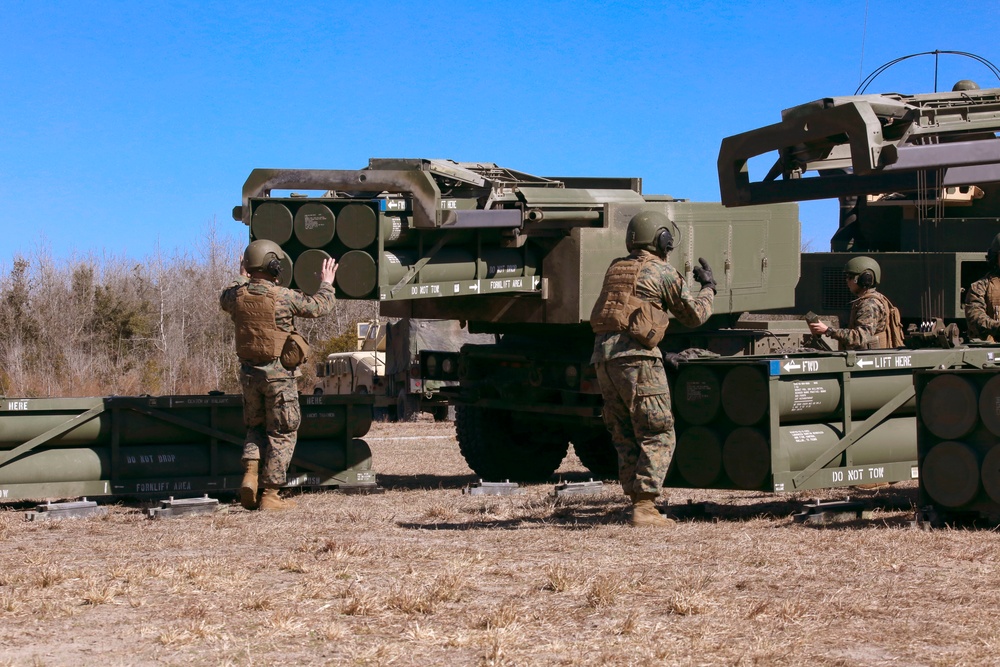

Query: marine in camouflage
left=964, top=272, right=1000, bottom=340
left=596, top=358, right=675, bottom=496
left=826, top=290, right=890, bottom=350
left=591, top=251, right=714, bottom=363
left=220, top=276, right=336, bottom=485
left=591, top=250, right=714, bottom=497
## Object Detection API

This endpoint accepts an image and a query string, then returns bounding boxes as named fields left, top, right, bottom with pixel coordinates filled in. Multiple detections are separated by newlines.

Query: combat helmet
left=986, top=233, right=1000, bottom=266
left=243, top=239, right=285, bottom=277
left=625, top=210, right=675, bottom=255
left=843, top=256, right=881, bottom=288
left=953, top=79, right=981, bottom=91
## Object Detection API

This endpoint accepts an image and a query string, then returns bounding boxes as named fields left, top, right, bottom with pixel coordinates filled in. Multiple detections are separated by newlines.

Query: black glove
left=692, top=257, right=717, bottom=294
left=662, top=352, right=682, bottom=371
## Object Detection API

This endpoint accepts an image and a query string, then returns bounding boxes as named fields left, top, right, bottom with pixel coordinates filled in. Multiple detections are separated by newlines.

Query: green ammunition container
left=669, top=346, right=1000, bottom=493
left=293, top=202, right=336, bottom=248
left=916, top=367, right=1000, bottom=519
left=293, top=249, right=333, bottom=296
left=0, top=395, right=376, bottom=501
left=251, top=202, right=294, bottom=244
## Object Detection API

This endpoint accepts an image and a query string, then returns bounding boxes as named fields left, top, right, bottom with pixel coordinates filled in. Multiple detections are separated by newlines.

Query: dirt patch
left=1, top=419, right=997, bottom=666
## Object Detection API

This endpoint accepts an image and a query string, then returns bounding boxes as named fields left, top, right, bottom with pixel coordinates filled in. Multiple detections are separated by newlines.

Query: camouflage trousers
left=240, top=371, right=301, bottom=486
left=595, top=357, right=676, bottom=497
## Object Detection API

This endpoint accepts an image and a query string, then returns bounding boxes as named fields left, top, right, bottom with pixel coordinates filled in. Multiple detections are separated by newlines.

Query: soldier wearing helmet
left=807, top=256, right=901, bottom=349
left=220, top=239, right=338, bottom=511
left=964, top=233, right=1000, bottom=340
left=589, top=210, right=715, bottom=527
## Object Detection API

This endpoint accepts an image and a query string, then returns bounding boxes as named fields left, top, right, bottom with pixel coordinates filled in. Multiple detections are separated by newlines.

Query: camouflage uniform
left=220, top=277, right=336, bottom=485
left=826, top=290, right=892, bottom=350
left=964, top=271, right=1000, bottom=340
left=591, top=251, right=713, bottom=497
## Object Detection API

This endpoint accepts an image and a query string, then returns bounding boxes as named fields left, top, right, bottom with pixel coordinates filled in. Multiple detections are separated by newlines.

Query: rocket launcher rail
left=235, top=158, right=800, bottom=321
left=718, top=87, right=1000, bottom=206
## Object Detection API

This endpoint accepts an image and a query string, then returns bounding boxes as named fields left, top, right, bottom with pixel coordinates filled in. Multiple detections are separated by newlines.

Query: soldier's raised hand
left=692, top=257, right=717, bottom=293
left=320, top=257, right=338, bottom=285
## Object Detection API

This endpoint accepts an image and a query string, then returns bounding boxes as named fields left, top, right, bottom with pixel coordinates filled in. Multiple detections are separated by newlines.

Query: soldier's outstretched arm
left=828, top=297, right=881, bottom=348
left=660, top=268, right=713, bottom=328
left=287, top=259, right=338, bottom=318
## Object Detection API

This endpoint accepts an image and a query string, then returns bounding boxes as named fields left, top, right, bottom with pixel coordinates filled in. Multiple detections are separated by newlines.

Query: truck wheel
left=397, top=390, right=418, bottom=421
left=571, top=432, right=619, bottom=480
left=432, top=406, right=455, bottom=422
left=455, top=405, right=568, bottom=482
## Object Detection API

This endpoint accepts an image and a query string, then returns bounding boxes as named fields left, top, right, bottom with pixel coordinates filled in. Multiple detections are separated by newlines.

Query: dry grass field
left=2, top=418, right=999, bottom=666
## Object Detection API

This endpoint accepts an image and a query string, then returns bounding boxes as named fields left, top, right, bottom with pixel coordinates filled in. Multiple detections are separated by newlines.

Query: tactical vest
left=590, top=254, right=670, bottom=349
left=233, top=283, right=288, bottom=365
left=986, top=276, right=1000, bottom=323
left=851, top=290, right=903, bottom=349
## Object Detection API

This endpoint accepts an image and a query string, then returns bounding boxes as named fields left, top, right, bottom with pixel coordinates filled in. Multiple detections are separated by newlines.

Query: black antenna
left=855, top=50, right=1000, bottom=95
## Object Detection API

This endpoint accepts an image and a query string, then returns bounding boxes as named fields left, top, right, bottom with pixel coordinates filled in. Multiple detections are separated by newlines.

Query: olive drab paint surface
left=0, top=395, right=377, bottom=501
left=231, top=159, right=801, bottom=484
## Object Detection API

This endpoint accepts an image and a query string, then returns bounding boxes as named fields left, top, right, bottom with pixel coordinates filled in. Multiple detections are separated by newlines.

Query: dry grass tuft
left=664, top=591, right=710, bottom=616
left=586, top=574, right=627, bottom=608
left=80, top=583, right=120, bottom=606
left=34, top=567, right=67, bottom=589
left=243, top=594, right=273, bottom=611
left=479, top=603, right=520, bottom=631
left=429, top=568, right=469, bottom=603
left=278, top=557, right=309, bottom=574
left=341, top=589, right=382, bottom=616
left=386, top=585, right=436, bottom=614
left=541, top=563, right=577, bottom=593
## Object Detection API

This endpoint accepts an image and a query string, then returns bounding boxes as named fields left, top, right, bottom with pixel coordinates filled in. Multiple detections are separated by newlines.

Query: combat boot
left=630, top=493, right=675, bottom=528
left=240, top=459, right=259, bottom=510
left=259, top=485, right=297, bottom=511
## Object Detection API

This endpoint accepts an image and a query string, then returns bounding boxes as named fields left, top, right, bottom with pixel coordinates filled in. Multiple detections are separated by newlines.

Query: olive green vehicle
left=234, top=159, right=803, bottom=481
left=718, top=81, right=1000, bottom=332
left=716, top=76, right=1000, bottom=504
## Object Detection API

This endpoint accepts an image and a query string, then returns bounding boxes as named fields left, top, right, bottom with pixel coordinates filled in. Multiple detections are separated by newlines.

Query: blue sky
left=2, top=1, right=999, bottom=263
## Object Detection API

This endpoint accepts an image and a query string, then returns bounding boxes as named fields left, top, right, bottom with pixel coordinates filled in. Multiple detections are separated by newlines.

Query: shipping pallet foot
left=147, top=495, right=224, bottom=519
left=551, top=480, right=604, bottom=498
left=463, top=480, right=524, bottom=496
left=24, top=498, right=107, bottom=522
left=793, top=498, right=872, bottom=525
left=910, top=506, right=999, bottom=530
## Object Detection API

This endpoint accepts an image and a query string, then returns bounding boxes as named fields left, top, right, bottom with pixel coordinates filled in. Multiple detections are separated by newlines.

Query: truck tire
left=455, top=405, right=569, bottom=482
left=432, top=406, right=455, bottom=422
left=571, top=432, right=619, bottom=480
left=397, top=390, right=418, bottom=422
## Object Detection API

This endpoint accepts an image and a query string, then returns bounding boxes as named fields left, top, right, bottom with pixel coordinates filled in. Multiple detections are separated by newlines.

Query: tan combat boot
left=630, top=493, right=675, bottom=528
left=240, top=459, right=259, bottom=510
left=259, top=485, right=297, bottom=511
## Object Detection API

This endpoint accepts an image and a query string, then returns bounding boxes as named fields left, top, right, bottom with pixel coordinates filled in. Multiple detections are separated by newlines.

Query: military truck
left=717, top=81, right=1000, bottom=333
left=234, top=159, right=803, bottom=480
left=314, top=320, right=386, bottom=398
left=382, top=318, right=495, bottom=421
left=314, top=318, right=494, bottom=421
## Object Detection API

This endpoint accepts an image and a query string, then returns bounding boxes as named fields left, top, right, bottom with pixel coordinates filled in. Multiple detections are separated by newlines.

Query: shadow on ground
left=396, top=485, right=924, bottom=531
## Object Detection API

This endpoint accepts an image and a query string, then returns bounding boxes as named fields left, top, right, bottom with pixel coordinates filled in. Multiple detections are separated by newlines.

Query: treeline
left=0, top=225, right=375, bottom=397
